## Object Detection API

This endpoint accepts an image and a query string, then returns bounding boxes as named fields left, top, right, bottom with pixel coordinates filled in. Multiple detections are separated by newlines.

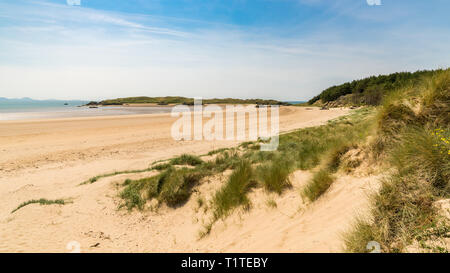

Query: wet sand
left=0, top=105, right=175, bottom=121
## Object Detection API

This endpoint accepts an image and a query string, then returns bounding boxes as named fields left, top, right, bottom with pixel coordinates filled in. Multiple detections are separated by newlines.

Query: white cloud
left=0, top=0, right=449, bottom=101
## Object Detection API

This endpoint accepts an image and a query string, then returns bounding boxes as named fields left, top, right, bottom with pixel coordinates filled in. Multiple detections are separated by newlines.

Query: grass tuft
left=421, top=70, right=450, bottom=126
left=170, top=154, right=204, bottom=166
left=302, top=169, right=335, bottom=202
left=324, top=143, right=355, bottom=172
left=266, top=199, right=277, bottom=208
left=197, top=196, right=205, bottom=208
left=120, top=176, right=160, bottom=210
left=158, top=168, right=204, bottom=207
left=207, top=148, right=229, bottom=156
left=152, top=163, right=171, bottom=170
left=12, top=198, right=67, bottom=213
left=212, top=160, right=254, bottom=219
left=343, top=217, right=377, bottom=253
left=81, top=167, right=154, bottom=185
left=257, top=157, right=293, bottom=194
left=198, top=221, right=214, bottom=239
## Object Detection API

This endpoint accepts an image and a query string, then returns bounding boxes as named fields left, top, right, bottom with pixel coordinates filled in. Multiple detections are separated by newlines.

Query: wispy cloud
left=1, top=1, right=188, bottom=37
left=0, top=0, right=449, bottom=100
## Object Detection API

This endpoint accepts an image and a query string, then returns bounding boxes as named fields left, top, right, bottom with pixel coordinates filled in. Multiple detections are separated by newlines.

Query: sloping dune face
left=195, top=171, right=381, bottom=253
left=0, top=106, right=362, bottom=253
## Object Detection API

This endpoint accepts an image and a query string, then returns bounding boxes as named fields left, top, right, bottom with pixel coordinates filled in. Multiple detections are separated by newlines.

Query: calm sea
left=0, top=101, right=174, bottom=121
left=0, top=100, right=301, bottom=121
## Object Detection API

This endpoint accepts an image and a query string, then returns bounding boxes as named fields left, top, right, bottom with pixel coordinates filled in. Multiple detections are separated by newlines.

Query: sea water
left=0, top=100, right=174, bottom=121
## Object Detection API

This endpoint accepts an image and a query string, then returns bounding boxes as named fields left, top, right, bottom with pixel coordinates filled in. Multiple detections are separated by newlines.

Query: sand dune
left=0, top=106, right=373, bottom=253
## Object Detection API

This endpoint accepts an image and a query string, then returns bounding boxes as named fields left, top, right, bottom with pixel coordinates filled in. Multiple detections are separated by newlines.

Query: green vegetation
left=120, top=166, right=209, bottom=209
left=198, top=222, right=214, bottom=238
left=344, top=69, right=450, bottom=253
left=117, top=150, right=238, bottom=210
left=212, top=160, right=254, bottom=219
left=256, top=157, right=293, bottom=194
left=158, top=167, right=205, bottom=207
left=120, top=176, right=159, bottom=210
left=12, top=198, right=67, bottom=213
left=202, top=150, right=242, bottom=172
left=81, top=167, right=154, bottom=185
left=302, top=169, right=335, bottom=201
left=93, top=96, right=290, bottom=106
left=308, top=69, right=441, bottom=106
left=170, top=154, right=204, bottom=166
left=197, top=196, right=205, bottom=208
left=114, top=108, right=374, bottom=221
left=276, top=107, right=374, bottom=172
left=81, top=155, right=196, bottom=185
left=151, top=162, right=171, bottom=170
left=207, top=148, right=229, bottom=156
left=266, top=199, right=277, bottom=208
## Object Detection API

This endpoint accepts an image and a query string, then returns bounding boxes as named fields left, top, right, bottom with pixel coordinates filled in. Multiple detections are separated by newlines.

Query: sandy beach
left=0, top=106, right=379, bottom=253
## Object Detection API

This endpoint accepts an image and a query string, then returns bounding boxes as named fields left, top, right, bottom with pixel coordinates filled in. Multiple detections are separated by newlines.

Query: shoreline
left=0, top=105, right=176, bottom=122
left=0, top=103, right=290, bottom=122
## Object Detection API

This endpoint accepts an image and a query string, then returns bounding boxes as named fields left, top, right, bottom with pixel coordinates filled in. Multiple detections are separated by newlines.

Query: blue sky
left=0, top=0, right=449, bottom=100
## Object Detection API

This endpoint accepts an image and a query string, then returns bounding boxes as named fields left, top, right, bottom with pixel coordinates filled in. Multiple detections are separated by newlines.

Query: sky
left=0, top=0, right=449, bottom=101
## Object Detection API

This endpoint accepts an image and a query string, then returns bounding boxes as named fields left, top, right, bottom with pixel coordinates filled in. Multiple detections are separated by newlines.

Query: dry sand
left=0, top=106, right=378, bottom=252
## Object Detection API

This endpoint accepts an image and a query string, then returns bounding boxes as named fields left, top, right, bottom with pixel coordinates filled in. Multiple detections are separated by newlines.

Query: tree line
left=308, top=69, right=444, bottom=105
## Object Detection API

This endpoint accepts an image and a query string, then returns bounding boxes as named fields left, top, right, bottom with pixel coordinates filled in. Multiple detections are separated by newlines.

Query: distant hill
left=308, top=69, right=445, bottom=106
left=94, top=96, right=290, bottom=106
left=0, top=97, right=34, bottom=102
left=0, top=97, right=88, bottom=103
